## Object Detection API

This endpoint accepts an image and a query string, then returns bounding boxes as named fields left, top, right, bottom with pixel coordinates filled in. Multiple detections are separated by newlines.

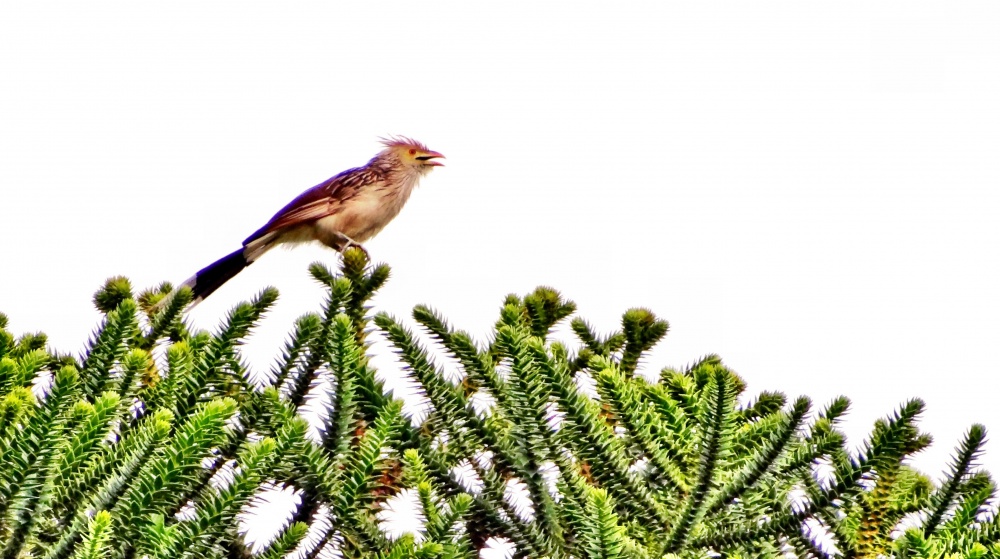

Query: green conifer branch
left=329, top=401, right=402, bottom=553
left=520, top=287, right=576, bottom=339
left=856, top=462, right=902, bottom=556
left=531, top=339, right=671, bottom=529
left=0, top=365, right=80, bottom=549
left=174, top=289, right=277, bottom=420
left=618, top=308, right=668, bottom=378
left=142, top=286, right=193, bottom=349
left=896, top=528, right=935, bottom=558
left=415, top=429, right=551, bottom=558
left=80, top=299, right=139, bottom=400
left=42, top=393, right=122, bottom=527
left=818, top=395, right=851, bottom=424
left=786, top=530, right=834, bottom=559
left=152, top=426, right=296, bottom=559
left=642, top=383, right=697, bottom=474
left=704, top=395, right=810, bottom=515
left=322, top=316, right=363, bottom=460
left=270, top=313, right=323, bottom=391
left=145, top=340, right=193, bottom=417
left=399, top=394, right=554, bottom=557
left=112, top=398, right=238, bottom=554
left=972, top=506, right=1000, bottom=555
left=496, top=327, right=567, bottom=552
left=11, top=332, right=48, bottom=359
left=254, top=386, right=297, bottom=442
left=762, top=397, right=849, bottom=484
left=284, top=446, right=339, bottom=556
left=398, top=307, right=539, bottom=528
left=2, top=259, right=997, bottom=558
left=375, top=311, right=540, bottom=532
left=112, top=349, right=152, bottom=402
left=857, top=399, right=927, bottom=474
left=41, top=409, right=175, bottom=559
left=69, top=511, right=113, bottom=559
left=816, top=406, right=929, bottom=554
left=376, top=534, right=463, bottom=559
left=941, top=473, right=994, bottom=536
left=257, top=521, right=309, bottom=559
left=664, top=366, right=735, bottom=551
left=595, top=367, right=690, bottom=497
left=554, top=473, right=591, bottom=557
left=731, top=401, right=789, bottom=456
left=570, top=318, right=625, bottom=359
left=659, top=368, right=704, bottom=424
left=768, top=425, right=843, bottom=493
left=429, top=493, right=474, bottom=545
left=286, top=276, right=350, bottom=408
left=0, top=387, right=34, bottom=442
left=396, top=452, right=477, bottom=556
left=738, top=391, right=786, bottom=422
left=136, top=514, right=178, bottom=559
left=415, top=480, right=440, bottom=537
left=922, top=423, right=987, bottom=536
left=412, top=305, right=504, bottom=407
left=310, top=261, right=390, bottom=418
left=374, top=313, right=471, bottom=421
left=577, top=487, right=648, bottom=559
left=690, top=399, right=927, bottom=553
left=0, top=314, right=11, bottom=359
left=319, top=249, right=388, bottom=339
left=1, top=349, right=49, bottom=392
left=895, top=471, right=997, bottom=557
left=190, top=303, right=328, bottom=510
left=93, top=278, right=134, bottom=315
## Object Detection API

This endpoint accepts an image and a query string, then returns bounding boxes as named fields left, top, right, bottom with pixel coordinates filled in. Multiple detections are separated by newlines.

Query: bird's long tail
left=181, top=248, right=250, bottom=305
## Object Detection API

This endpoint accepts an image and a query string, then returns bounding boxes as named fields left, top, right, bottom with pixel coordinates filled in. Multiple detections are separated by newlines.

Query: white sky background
left=1, top=1, right=998, bottom=488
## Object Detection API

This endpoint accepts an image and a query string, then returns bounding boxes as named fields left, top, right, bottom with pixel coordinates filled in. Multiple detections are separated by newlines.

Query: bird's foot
left=342, top=240, right=370, bottom=260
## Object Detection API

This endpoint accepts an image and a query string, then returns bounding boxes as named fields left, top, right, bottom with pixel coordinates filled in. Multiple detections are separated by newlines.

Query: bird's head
left=378, top=136, right=444, bottom=175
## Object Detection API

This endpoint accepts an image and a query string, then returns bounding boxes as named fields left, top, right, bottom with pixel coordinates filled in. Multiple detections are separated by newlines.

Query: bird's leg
left=317, top=229, right=369, bottom=258
left=342, top=238, right=370, bottom=259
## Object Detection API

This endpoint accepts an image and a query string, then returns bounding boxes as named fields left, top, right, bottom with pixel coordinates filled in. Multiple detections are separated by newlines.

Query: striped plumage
left=182, top=137, right=443, bottom=304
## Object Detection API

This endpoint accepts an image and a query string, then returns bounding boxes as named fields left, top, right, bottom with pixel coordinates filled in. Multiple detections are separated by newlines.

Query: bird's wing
left=243, top=166, right=381, bottom=245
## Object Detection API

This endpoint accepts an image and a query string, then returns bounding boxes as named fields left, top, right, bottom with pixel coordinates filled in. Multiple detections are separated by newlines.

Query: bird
left=179, top=136, right=444, bottom=305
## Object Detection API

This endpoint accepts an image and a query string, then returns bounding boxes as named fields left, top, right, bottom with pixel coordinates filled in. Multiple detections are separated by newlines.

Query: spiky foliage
left=0, top=251, right=993, bottom=558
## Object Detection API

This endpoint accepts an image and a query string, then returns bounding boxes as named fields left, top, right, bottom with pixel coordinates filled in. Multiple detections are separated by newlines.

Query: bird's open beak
left=418, top=150, right=445, bottom=166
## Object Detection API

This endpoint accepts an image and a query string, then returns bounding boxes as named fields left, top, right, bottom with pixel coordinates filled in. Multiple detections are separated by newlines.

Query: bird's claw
left=343, top=240, right=370, bottom=259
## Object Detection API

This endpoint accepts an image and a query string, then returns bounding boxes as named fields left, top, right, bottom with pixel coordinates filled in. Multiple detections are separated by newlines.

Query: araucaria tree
left=0, top=249, right=996, bottom=558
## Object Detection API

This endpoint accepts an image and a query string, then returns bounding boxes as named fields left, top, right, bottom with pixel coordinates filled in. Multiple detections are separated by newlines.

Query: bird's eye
left=409, top=148, right=416, bottom=155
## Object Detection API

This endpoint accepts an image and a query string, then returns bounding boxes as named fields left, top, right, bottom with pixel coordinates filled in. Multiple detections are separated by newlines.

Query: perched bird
left=181, top=136, right=444, bottom=304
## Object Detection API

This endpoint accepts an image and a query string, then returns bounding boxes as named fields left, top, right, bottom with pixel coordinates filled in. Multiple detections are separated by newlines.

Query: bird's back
left=243, top=165, right=380, bottom=246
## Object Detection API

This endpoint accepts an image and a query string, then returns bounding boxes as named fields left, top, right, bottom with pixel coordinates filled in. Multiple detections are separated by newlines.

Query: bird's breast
left=316, top=180, right=416, bottom=243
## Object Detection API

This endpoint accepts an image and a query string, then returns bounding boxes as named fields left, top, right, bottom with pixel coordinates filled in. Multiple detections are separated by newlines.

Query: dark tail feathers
left=184, top=248, right=250, bottom=304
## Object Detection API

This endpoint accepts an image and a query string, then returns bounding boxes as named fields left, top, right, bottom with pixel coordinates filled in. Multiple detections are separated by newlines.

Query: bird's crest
left=379, top=135, right=429, bottom=151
